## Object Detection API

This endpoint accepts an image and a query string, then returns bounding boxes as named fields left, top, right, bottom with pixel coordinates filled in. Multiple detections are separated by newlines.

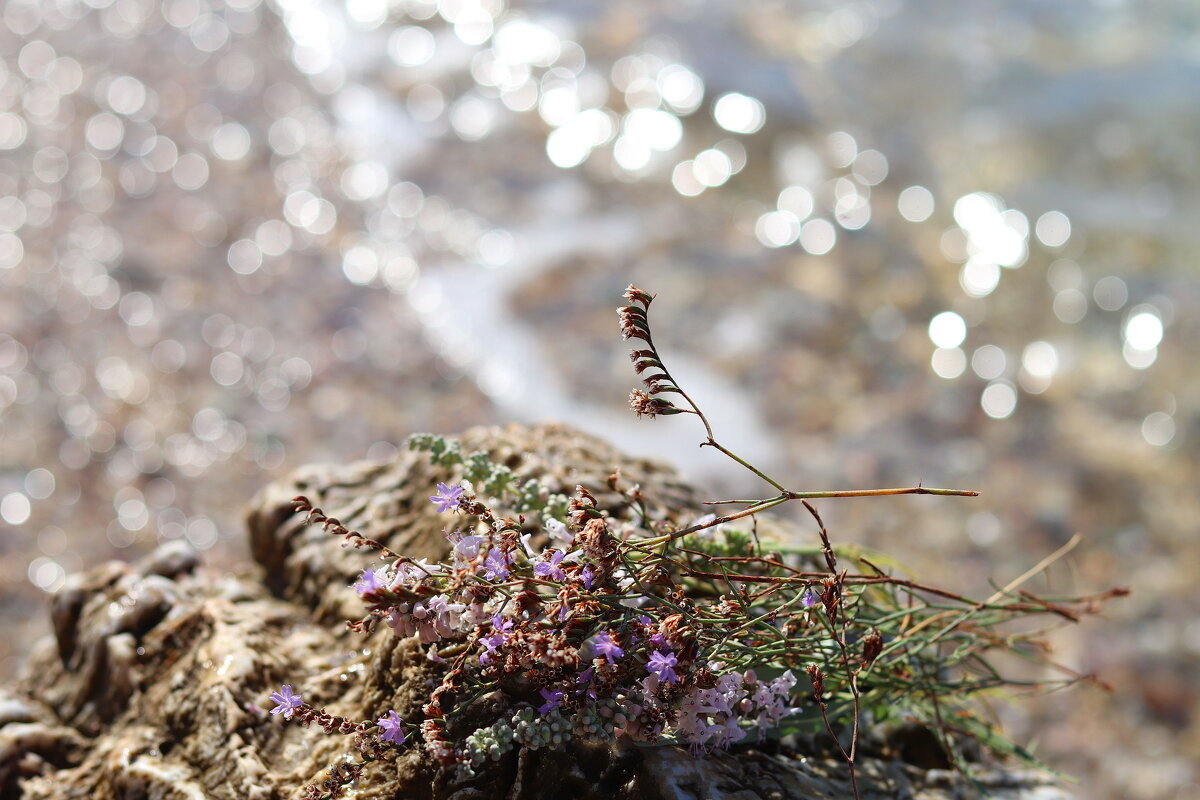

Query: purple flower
left=377, top=710, right=405, bottom=745
left=575, top=667, right=597, bottom=699
left=446, top=530, right=483, bottom=564
left=579, top=567, right=594, bottom=590
left=636, top=614, right=652, bottom=627
left=429, top=482, right=464, bottom=513
left=647, top=650, right=679, bottom=684
left=482, top=548, right=512, bottom=581
left=269, top=685, right=304, bottom=719
left=479, top=615, right=512, bottom=664
left=533, top=549, right=567, bottom=582
left=801, top=588, right=820, bottom=609
left=591, top=631, right=624, bottom=665
left=538, top=687, right=564, bottom=714
left=354, top=567, right=386, bottom=596
left=427, top=594, right=466, bottom=636
left=479, top=632, right=505, bottom=663
left=648, top=632, right=669, bottom=649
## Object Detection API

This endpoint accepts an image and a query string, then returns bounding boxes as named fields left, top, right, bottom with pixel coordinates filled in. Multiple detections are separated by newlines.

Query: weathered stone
left=7, top=423, right=1070, bottom=800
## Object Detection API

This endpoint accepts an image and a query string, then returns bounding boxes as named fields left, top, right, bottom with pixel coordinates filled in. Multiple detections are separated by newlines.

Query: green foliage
left=407, top=433, right=559, bottom=515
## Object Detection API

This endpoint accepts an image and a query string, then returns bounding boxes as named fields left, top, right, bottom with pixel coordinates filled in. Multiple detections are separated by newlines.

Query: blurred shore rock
left=6, top=424, right=1067, bottom=800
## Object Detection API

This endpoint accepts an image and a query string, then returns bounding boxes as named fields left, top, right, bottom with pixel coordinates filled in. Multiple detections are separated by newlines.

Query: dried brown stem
left=292, top=496, right=401, bottom=561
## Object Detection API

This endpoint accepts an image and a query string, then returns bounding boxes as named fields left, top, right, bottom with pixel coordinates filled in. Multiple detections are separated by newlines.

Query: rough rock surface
left=5, top=423, right=1070, bottom=800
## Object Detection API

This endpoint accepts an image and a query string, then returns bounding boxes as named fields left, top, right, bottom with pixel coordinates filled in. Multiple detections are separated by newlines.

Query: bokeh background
left=0, top=0, right=1196, bottom=796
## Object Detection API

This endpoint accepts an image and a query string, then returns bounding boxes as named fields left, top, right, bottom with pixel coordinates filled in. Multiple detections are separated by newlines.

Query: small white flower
left=544, top=518, right=572, bottom=544
left=519, top=532, right=536, bottom=558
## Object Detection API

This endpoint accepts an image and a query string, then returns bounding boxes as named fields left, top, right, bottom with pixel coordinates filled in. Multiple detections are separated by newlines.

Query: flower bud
left=623, top=284, right=655, bottom=307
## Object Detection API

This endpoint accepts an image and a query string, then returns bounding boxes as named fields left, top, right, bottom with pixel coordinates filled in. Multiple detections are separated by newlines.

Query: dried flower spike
left=629, top=389, right=681, bottom=418
left=617, top=306, right=652, bottom=342
left=623, top=284, right=655, bottom=307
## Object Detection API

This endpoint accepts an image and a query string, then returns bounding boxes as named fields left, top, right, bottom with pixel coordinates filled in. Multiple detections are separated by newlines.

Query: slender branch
left=787, top=486, right=979, bottom=499
left=638, top=495, right=791, bottom=548
left=814, top=695, right=861, bottom=800
left=700, top=438, right=788, bottom=492
left=922, top=534, right=1084, bottom=648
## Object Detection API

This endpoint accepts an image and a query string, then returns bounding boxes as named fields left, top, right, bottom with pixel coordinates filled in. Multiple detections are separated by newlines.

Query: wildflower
left=576, top=666, right=597, bottom=699
left=533, top=549, right=567, bottom=582
left=377, top=710, right=405, bottom=745
left=647, top=650, right=679, bottom=684
left=623, top=284, right=654, bottom=307
left=446, top=530, right=483, bottom=565
left=391, top=558, right=445, bottom=585
left=538, top=687, right=564, bottom=714
left=590, top=631, right=624, bottom=665
left=429, top=482, right=464, bottom=513
left=712, top=715, right=746, bottom=748
left=397, top=602, right=443, bottom=644
left=479, top=633, right=505, bottom=664
left=460, top=601, right=489, bottom=628
left=744, top=670, right=799, bottom=739
left=801, top=589, right=820, bottom=609
left=479, top=614, right=512, bottom=664
left=545, top=517, right=572, bottom=544
left=617, top=306, right=651, bottom=342
left=426, top=594, right=453, bottom=616
left=629, top=389, right=679, bottom=419
left=353, top=567, right=386, bottom=596
left=482, top=548, right=512, bottom=581
left=519, top=532, right=537, bottom=557
left=579, top=566, right=594, bottom=590
left=427, top=594, right=466, bottom=636
left=269, top=685, right=303, bottom=719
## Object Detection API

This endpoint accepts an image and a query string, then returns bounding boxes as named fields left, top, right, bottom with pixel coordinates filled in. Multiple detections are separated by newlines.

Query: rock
left=8, top=423, right=1070, bottom=800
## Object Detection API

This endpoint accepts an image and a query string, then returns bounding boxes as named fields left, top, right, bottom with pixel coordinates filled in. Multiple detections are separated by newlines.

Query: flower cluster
left=677, top=668, right=799, bottom=749
left=277, top=471, right=810, bottom=774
